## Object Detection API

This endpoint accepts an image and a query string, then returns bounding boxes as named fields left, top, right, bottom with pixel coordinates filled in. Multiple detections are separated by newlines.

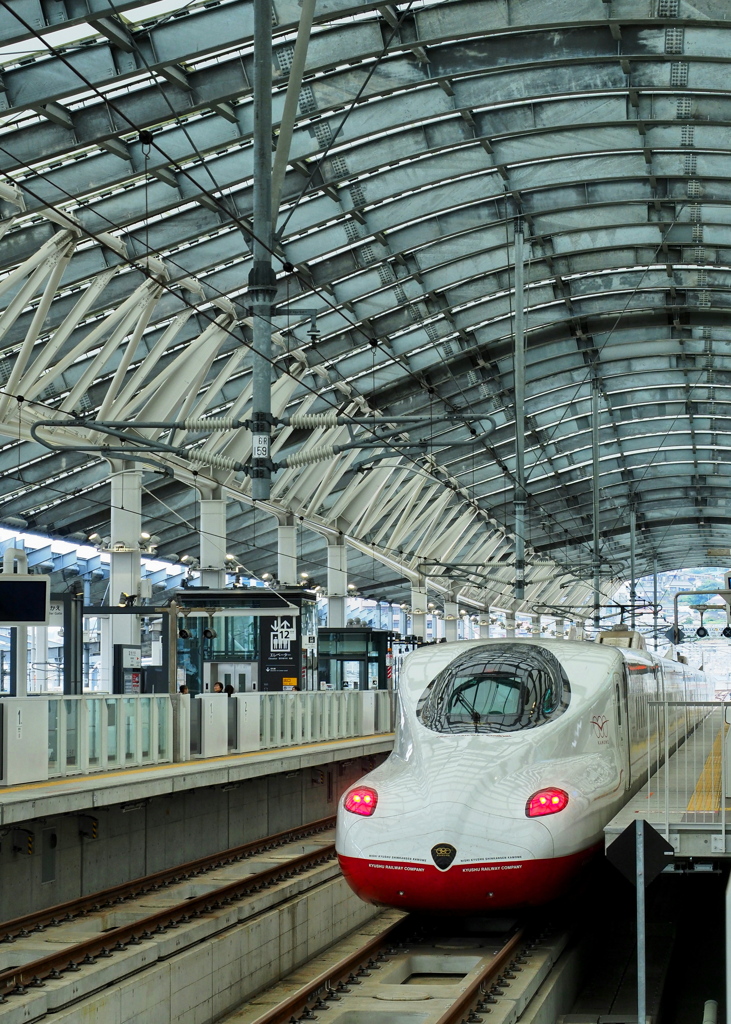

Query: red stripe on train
left=338, top=845, right=599, bottom=912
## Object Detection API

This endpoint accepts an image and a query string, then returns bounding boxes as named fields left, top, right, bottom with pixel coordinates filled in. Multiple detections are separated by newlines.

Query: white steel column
left=444, top=600, right=459, bottom=642
left=505, top=613, right=516, bottom=638
left=199, top=495, right=227, bottom=589
left=479, top=610, right=490, bottom=639
left=555, top=617, right=565, bottom=639
left=411, top=586, right=427, bottom=640
left=327, top=536, right=348, bottom=628
left=109, top=466, right=142, bottom=647
left=531, top=616, right=541, bottom=639
left=277, top=517, right=298, bottom=586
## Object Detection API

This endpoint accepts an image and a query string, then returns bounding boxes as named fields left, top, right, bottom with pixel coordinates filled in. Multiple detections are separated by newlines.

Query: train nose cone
left=430, top=843, right=457, bottom=870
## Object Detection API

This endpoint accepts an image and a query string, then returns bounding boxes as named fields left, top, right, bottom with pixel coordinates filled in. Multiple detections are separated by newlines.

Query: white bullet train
left=337, top=632, right=710, bottom=912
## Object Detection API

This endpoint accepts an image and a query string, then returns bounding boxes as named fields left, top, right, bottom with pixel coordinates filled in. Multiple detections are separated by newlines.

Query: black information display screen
left=0, top=577, right=49, bottom=626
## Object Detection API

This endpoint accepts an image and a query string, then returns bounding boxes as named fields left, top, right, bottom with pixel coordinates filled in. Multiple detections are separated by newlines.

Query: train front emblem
left=431, top=844, right=457, bottom=870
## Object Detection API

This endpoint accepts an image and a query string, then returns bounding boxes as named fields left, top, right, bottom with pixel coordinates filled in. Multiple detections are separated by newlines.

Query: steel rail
left=0, top=841, right=338, bottom=999
left=245, top=915, right=409, bottom=1024
left=245, top=918, right=526, bottom=1024
left=0, top=815, right=335, bottom=943
left=432, top=928, right=525, bottom=1024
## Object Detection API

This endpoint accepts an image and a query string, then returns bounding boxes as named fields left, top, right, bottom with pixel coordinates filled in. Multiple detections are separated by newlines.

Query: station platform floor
left=0, top=734, right=394, bottom=826
left=604, top=713, right=731, bottom=858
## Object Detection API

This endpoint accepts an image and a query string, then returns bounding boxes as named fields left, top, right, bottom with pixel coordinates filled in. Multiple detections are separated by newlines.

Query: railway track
left=0, top=816, right=337, bottom=1001
left=233, top=913, right=570, bottom=1024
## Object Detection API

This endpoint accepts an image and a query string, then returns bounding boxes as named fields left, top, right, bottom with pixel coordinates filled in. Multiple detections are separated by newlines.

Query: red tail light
left=526, top=788, right=569, bottom=817
left=344, top=786, right=378, bottom=816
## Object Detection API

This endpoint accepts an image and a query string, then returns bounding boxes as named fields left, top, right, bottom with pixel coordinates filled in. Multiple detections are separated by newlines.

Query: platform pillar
left=327, top=535, right=347, bottom=628
left=505, top=613, right=516, bottom=638
left=479, top=612, right=490, bottom=639
left=410, top=586, right=427, bottom=641
left=109, top=466, right=141, bottom=648
left=277, top=518, right=298, bottom=586
left=199, top=495, right=227, bottom=589
left=555, top=617, right=565, bottom=639
left=531, top=616, right=541, bottom=638
left=444, top=601, right=459, bottom=642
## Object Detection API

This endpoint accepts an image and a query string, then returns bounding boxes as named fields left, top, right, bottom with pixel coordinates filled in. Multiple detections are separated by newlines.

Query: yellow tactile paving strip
left=687, top=724, right=728, bottom=813
left=0, top=733, right=394, bottom=796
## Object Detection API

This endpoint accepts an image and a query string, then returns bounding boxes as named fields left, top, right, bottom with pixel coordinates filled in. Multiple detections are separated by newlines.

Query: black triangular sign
left=606, top=819, right=674, bottom=887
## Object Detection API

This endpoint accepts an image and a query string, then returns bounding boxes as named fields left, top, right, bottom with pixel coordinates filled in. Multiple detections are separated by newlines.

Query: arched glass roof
left=0, top=0, right=730, bottom=612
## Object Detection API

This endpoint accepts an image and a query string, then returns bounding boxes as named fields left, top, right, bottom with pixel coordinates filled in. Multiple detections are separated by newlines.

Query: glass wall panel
left=48, top=701, right=58, bottom=773
left=141, top=698, right=151, bottom=759
left=124, top=698, right=136, bottom=761
left=86, top=698, right=100, bottom=767
left=64, top=700, right=78, bottom=767
left=157, top=697, right=168, bottom=759
left=207, top=616, right=258, bottom=661
left=106, top=699, right=118, bottom=763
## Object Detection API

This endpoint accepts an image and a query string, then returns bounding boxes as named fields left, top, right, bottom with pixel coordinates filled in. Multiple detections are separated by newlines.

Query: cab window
left=418, top=644, right=571, bottom=734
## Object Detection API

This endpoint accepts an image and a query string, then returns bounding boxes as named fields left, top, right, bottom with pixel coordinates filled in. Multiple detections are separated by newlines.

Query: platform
left=0, top=734, right=393, bottom=826
left=605, top=704, right=731, bottom=858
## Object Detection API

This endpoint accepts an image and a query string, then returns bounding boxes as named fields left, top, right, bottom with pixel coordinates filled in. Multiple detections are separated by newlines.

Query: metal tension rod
left=30, top=420, right=248, bottom=475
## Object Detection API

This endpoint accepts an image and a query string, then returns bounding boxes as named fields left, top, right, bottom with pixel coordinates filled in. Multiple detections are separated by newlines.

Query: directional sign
left=606, top=819, right=674, bottom=887
left=664, top=625, right=685, bottom=644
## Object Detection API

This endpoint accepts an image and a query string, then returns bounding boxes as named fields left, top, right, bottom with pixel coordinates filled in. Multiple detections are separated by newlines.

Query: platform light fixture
left=1, top=516, right=28, bottom=529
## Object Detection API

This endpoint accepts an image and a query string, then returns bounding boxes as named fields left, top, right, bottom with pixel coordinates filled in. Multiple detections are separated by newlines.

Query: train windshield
left=417, top=644, right=571, bottom=734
